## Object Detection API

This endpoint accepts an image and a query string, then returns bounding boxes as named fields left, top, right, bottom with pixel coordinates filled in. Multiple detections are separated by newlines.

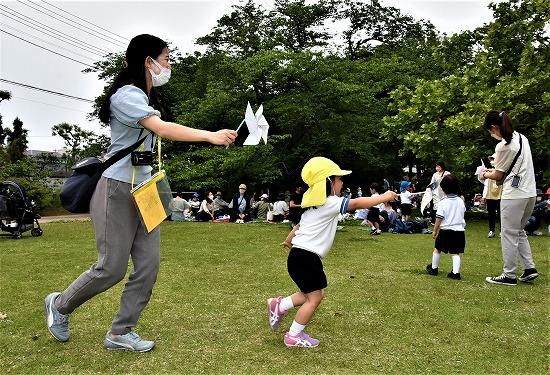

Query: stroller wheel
left=31, top=228, right=43, bottom=237
left=12, top=231, right=22, bottom=239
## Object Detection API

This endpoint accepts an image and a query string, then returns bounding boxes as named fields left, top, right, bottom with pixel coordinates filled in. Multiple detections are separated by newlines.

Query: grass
left=0, top=220, right=548, bottom=374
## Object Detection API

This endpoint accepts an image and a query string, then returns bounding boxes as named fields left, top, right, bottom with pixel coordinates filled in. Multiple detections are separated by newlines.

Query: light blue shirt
left=102, top=85, right=160, bottom=184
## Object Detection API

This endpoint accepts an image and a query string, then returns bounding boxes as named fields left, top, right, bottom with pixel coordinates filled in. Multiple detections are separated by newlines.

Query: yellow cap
left=239, top=184, right=247, bottom=189
left=301, top=157, right=351, bottom=208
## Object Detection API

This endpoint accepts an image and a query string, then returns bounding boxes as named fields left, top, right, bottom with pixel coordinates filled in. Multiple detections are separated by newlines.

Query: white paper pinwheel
left=243, top=102, right=269, bottom=145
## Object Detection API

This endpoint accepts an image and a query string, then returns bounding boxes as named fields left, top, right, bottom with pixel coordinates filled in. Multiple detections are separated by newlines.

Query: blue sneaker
left=44, top=292, right=70, bottom=342
left=104, top=331, right=155, bottom=352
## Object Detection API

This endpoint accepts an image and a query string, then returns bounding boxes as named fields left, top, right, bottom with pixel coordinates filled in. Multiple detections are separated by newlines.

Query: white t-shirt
left=292, top=196, right=350, bottom=258
left=435, top=195, right=465, bottom=231
left=400, top=190, right=412, bottom=204
left=430, top=170, right=451, bottom=208
left=493, top=132, right=536, bottom=199
left=370, top=193, right=384, bottom=210
left=271, top=201, right=288, bottom=216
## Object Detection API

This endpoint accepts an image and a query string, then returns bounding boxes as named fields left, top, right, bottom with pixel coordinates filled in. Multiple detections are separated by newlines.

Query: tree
left=52, top=123, right=94, bottom=167
left=382, top=0, right=550, bottom=190
left=0, top=89, right=11, bottom=148
left=6, top=117, right=28, bottom=162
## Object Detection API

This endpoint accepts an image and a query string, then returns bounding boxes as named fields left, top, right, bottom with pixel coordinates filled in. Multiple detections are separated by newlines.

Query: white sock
left=431, top=252, right=440, bottom=269
left=289, top=320, right=306, bottom=336
left=452, top=255, right=461, bottom=274
left=279, top=296, right=294, bottom=312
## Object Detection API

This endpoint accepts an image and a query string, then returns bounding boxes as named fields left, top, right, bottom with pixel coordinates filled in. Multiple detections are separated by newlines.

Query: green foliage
left=383, top=0, right=550, bottom=190
left=5, top=117, right=28, bottom=162
left=0, top=155, right=60, bottom=210
left=51, top=123, right=94, bottom=168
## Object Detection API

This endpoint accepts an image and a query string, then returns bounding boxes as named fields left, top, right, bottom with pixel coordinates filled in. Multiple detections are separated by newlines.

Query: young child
left=267, top=157, right=397, bottom=348
left=366, top=182, right=385, bottom=235
left=399, top=181, right=413, bottom=221
left=425, top=174, right=466, bottom=280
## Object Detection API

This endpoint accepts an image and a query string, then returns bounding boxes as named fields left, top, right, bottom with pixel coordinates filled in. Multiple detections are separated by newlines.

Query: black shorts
left=400, top=203, right=412, bottom=216
left=435, top=229, right=465, bottom=254
left=367, top=207, right=380, bottom=223
left=287, top=247, right=327, bottom=294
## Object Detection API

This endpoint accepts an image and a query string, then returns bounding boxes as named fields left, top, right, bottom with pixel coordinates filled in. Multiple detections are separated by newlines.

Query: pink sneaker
left=267, top=296, right=287, bottom=331
left=283, top=331, right=320, bottom=348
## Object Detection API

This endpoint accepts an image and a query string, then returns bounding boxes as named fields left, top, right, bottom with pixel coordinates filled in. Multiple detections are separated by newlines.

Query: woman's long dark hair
left=98, top=34, right=168, bottom=124
left=484, top=110, right=514, bottom=145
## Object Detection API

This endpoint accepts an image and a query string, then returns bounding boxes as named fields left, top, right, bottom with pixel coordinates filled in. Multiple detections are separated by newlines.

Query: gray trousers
left=500, top=197, right=536, bottom=278
left=55, top=177, right=160, bottom=335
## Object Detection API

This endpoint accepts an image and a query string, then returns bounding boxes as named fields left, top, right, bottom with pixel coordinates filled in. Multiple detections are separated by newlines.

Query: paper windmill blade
left=243, top=102, right=269, bottom=145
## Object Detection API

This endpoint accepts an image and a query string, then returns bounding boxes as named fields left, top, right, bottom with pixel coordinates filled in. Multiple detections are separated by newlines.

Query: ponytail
left=483, top=110, right=514, bottom=145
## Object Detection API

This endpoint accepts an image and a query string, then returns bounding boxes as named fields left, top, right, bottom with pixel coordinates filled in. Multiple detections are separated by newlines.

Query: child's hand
left=383, top=190, right=399, bottom=202
left=280, top=241, right=291, bottom=249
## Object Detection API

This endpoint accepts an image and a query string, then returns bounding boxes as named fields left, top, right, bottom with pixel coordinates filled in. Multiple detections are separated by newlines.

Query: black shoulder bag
left=60, top=136, right=148, bottom=213
left=496, top=133, right=523, bottom=186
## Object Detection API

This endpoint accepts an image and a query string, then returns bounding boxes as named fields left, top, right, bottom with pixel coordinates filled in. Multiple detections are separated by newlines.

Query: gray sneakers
left=44, top=292, right=70, bottom=342
left=104, top=331, right=155, bottom=352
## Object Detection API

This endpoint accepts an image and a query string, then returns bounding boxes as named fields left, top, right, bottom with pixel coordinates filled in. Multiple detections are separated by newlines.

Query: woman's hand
left=209, top=129, right=237, bottom=146
left=383, top=190, right=399, bottom=202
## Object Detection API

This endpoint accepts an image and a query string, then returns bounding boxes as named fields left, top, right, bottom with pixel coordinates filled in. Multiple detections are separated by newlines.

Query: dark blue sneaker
left=44, top=292, right=70, bottom=342
left=485, top=274, right=517, bottom=286
left=518, top=268, right=539, bottom=282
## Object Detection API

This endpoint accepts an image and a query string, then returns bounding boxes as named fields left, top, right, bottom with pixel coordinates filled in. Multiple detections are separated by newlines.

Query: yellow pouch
left=131, top=170, right=172, bottom=233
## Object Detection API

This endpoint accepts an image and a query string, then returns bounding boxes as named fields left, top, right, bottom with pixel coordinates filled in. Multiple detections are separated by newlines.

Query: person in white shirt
left=481, top=155, right=502, bottom=238
left=427, top=161, right=451, bottom=224
left=425, top=174, right=466, bottom=280
left=266, top=157, right=398, bottom=348
left=270, top=193, right=289, bottom=222
left=480, top=110, right=538, bottom=286
left=399, top=180, right=413, bottom=221
left=366, top=183, right=385, bottom=235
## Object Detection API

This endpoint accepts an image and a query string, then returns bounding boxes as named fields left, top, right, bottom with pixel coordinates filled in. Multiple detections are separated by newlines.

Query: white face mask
left=149, top=58, right=171, bottom=87
left=208, top=194, right=214, bottom=200
left=490, top=132, right=502, bottom=141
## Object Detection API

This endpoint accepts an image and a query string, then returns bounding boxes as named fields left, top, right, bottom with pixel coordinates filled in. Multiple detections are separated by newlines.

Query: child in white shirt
left=425, top=174, right=466, bottom=280
left=266, top=157, right=397, bottom=348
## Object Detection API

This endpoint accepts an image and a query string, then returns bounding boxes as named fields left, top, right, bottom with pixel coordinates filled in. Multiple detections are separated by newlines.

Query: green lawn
left=0, top=220, right=548, bottom=374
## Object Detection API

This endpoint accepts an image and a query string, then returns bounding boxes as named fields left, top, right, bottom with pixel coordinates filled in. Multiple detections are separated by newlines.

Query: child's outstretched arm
left=281, top=224, right=299, bottom=249
left=347, top=190, right=398, bottom=211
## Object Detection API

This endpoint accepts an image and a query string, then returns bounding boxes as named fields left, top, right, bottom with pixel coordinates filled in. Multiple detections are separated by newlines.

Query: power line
left=0, top=4, right=113, bottom=56
left=12, top=96, right=91, bottom=113
left=16, top=0, right=127, bottom=49
left=40, top=0, right=130, bottom=43
left=0, top=22, right=97, bottom=62
left=0, top=79, right=95, bottom=103
left=0, top=29, right=95, bottom=68
left=0, top=9, right=108, bottom=58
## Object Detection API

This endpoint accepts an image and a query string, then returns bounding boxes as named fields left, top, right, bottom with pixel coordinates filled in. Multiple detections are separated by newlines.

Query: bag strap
left=102, top=134, right=149, bottom=171
left=504, top=132, right=523, bottom=177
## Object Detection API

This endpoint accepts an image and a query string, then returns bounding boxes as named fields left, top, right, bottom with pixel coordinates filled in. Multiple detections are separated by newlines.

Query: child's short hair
left=440, top=174, right=459, bottom=195
left=370, top=182, right=381, bottom=194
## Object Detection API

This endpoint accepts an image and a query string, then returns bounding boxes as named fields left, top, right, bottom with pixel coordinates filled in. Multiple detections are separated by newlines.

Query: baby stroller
left=0, top=181, right=43, bottom=239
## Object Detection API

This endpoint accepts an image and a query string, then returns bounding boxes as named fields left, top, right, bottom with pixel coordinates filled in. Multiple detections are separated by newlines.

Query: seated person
left=253, top=193, right=272, bottom=221
left=196, top=192, right=215, bottom=222
left=380, top=202, right=397, bottom=232
left=213, top=191, right=230, bottom=217
left=271, top=193, right=289, bottom=222
left=230, top=184, right=251, bottom=222
left=189, top=193, right=201, bottom=217
left=169, top=193, right=191, bottom=221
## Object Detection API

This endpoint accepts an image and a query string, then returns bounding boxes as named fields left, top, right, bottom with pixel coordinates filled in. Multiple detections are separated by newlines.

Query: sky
left=0, top=0, right=501, bottom=152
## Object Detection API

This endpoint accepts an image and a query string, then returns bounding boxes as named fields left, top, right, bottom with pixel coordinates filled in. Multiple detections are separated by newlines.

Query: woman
left=480, top=110, right=538, bottom=286
left=196, top=192, right=215, bottom=221
left=428, top=161, right=451, bottom=223
left=44, top=34, right=236, bottom=352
